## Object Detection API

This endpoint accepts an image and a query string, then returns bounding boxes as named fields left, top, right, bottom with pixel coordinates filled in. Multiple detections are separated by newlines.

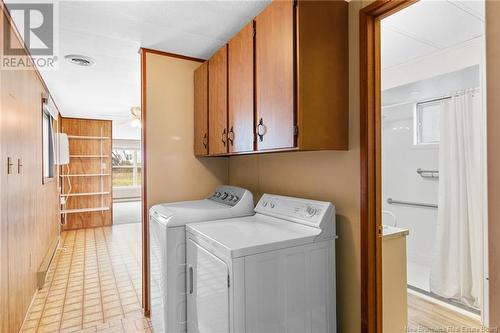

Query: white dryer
left=149, top=186, right=254, bottom=333
left=185, top=194, right=337, bottom=333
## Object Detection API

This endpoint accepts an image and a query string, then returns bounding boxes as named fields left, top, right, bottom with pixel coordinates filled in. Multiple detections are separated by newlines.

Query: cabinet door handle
left=222, top=128, right=227, bottom=146
left=17, top=158, right=22, bottom=174
left=257, top=118, right=267, bottom=142
left=228, top=126, right=234, bottom=146
left=7, top=157, right=13, bottom=175
left=188, top=265, right=194, bottom=294
left=202, top=133, right=208, bottom=149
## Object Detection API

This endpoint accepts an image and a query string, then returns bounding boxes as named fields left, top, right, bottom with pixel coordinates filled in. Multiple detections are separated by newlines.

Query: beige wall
left=145, top=52, right=228, bottom=207
left=228, top=2, right=366, bottom=331
left=486, top=1, right=500, bottom=327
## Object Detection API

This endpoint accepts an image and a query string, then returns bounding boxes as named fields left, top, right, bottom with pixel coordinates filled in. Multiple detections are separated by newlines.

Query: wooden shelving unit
left=60, top=174, right=111, bottom=177
left=61, top=207, right=110, bottom=214
left=60, top=118, right=113, bottom=230
left=67, top=135, right=110, bottom=140
left=70, top=155, right=109, bottom=158
left=64, top=192, right=111, bottom=197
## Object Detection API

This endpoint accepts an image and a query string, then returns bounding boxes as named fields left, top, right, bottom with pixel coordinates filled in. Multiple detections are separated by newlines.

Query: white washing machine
left=149, top=186, right=254, bottom=333
left=185, top=194, right=337, bottom=333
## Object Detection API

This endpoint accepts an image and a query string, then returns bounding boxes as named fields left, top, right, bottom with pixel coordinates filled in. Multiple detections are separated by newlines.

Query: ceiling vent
left=64, top=55, right=95, bottom=67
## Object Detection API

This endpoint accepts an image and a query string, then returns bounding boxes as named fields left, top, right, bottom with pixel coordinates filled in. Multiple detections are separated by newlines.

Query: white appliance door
left=149, top=216, right=167, bottom=333
left=187, top=239, right=230, bottom=333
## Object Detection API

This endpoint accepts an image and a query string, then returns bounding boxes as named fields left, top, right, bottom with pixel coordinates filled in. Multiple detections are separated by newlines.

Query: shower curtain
left=430, top=88, right=484, bottom=307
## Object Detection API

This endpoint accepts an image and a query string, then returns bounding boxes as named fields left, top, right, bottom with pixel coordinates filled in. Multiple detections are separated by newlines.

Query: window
left=415, top=98, right=444, bottom=145
left=42, top=108, right=54, bottom=181
left=112, top=148, right=141, bottom=187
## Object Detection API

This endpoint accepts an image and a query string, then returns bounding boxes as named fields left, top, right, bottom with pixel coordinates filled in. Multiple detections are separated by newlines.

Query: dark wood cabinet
left=255, top=0, right=295, bottom=151
left=193, top=0, right=348, bottom=156
left=228, top=22, right=255, bottom=153
left=194, top=61, right=208, bottom=156
left=295, top=0, right=348, bottom=150
left=208, top=45, right=228, bottom=155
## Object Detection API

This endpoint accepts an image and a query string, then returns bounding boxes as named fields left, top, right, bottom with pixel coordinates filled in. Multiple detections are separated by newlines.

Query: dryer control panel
left=255, top=194, right=336, bottom=239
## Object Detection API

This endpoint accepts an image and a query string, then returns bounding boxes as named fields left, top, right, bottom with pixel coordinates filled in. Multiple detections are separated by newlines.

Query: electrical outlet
left=60, top=196, right=66, bottom=205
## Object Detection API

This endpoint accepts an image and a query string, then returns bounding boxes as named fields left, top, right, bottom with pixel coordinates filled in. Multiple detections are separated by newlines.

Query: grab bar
left=382, top=210, right=398, bottom=227
left=387, top=198, right=438, bottom=209
left=417, top=168, right=439, bottom=179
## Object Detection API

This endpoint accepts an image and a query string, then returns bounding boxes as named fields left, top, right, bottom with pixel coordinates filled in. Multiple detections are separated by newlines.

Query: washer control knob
left=221, top=192, right=229, bottom=200
left=306, top=206, right=316, bottom=217
left=215, top=192, right=221, bottom=197
left=232, top=196, right=239, bottom=202
left=228, top=195, right=234, bottom=201
left=270, top=203, right=275, bottom=208
left=262, top=201, right=268, bottom=207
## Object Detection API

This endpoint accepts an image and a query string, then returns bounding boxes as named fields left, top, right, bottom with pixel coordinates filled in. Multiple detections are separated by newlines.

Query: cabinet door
left=255, top=0, right=295, bottom=150
left=208, top=45, right=228, bottom=155
left=296, top=0, right=348, bottom=150
left=228, top=22, right=254, bottom=153
left=194, top=62, right=208, bottom=156
left=186, top=239, right=229, bottom=333
left=1, top=67, right=20, bottom=333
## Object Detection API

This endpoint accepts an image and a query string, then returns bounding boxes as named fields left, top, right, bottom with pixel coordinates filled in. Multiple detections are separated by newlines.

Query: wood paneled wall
left=0, top=7, right=60, bottom=332
left=60, top=118, right=113, bottom=230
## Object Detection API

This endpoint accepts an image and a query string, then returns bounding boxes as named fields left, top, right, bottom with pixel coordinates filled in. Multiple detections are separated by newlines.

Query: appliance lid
left=150, top=199, right=251, bottom=228
left=186, top=214, right=325, bottom=258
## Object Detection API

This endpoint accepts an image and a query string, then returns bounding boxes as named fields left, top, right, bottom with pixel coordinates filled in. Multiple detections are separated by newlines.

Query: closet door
left=4, top=67, right=31, bottom=333
left=0, top=65, right=18, bottom=333
left=194, top=62, right=208, bottom=156
left=208, top=45, right=228, bottom=155
left=228, top=22, right=255, bottom=153
left=255, top=0, right=295, bottom=150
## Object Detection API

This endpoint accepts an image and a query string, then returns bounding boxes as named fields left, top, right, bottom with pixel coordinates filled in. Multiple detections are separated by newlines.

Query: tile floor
left=21, top=224, right=150, bottom=333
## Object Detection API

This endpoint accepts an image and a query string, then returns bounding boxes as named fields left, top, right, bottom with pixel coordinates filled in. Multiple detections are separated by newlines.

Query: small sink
left=382, top=225, right=409, bottom=238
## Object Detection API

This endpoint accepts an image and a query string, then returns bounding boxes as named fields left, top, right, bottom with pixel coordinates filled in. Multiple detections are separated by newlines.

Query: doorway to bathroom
left=360, top=0, right=488, bottom=332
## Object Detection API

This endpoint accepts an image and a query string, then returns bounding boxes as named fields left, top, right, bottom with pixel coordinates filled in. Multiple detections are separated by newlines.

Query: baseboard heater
left=37, top=237, right=59, bottom=289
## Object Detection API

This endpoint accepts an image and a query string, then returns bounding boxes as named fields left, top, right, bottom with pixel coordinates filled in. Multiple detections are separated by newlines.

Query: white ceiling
left=381, top=0, right=484, bottom=69
left=18, top=0, right=270, bottom=139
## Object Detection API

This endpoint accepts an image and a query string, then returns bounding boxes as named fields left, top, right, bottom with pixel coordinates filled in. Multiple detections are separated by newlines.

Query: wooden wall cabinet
left=256, top=0, right=349, bottom=152
left=208, top=45, right=229, bottom=155
left=255, top=0, right=295, bottom=151
left=295, top=0, right=349, bottom=151
left=194, top=62, right=208, bottom=156
left=228, top=22, right=255, bottom=154
left=194, top=0, right=348, bottom=156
